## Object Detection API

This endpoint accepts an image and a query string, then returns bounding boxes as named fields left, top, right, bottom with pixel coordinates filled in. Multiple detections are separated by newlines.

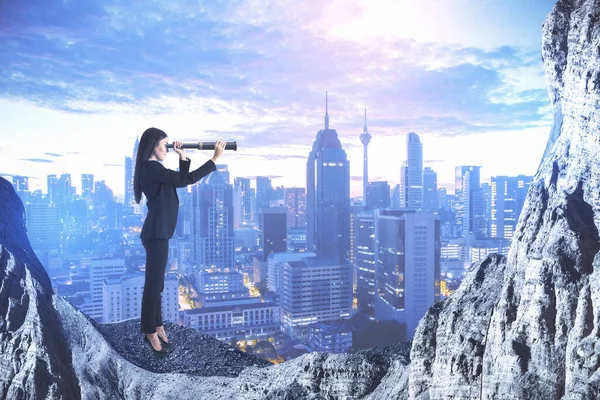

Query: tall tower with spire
left=360, top=108, right=371, bottom=207
left=306, top=93, right=350, bottom=259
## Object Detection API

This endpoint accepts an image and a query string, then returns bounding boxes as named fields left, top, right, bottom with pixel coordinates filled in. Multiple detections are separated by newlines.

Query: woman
left=133, top=127, right=226, bottom=355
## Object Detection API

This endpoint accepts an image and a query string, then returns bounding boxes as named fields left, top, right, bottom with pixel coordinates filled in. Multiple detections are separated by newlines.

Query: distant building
left=281, top=255, right=353, bottom=339
left=102, top=273, right=179, bottom=324
left=373, top=209, right=440, bottom=339
left=308, top=321, right=353, bottom=353
left=182, top=299, right=280, bottom=344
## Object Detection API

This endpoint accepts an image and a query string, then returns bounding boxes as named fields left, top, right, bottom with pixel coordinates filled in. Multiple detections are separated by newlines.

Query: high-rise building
left=57, top=173, right=72, bottom=205
left=390, top=184, right=401, bottom=209
left=423, top=167, right=438, bottom=213
left=192, top=165, right=234, bottom=269
left=360, top=108, right=372, bottom=207
left=267, top=252, right=316, bottom=294
left=349, top=204, right=363, bottom=265
left=270, top=186, right=286, bottom=207
left=82, top=174, right=94, bottom=198
left=355, top=210, right=376, bottom=315
left=129, top=136, right=140, bottom=212
left=285, top=188, right=306, bottom=229
left=306, top=93, right=351, bottom=259
left=12, top=175, right=29, bottom=192
left=256, top=177, right=272, bottom=211
left=25, top=200, right=61, bottom=251
left=12, top=176, right=30, bottom=204
left=234, top=177, right=253, bottom=228
left=481, top=182, right=492, bottom=238
left=399, top=161, right=408, bottom=208
left=459, top=167, right=486, bottom=239
left=87, top=258, right=126, bottom=321
left=286, top=227, right=307, bottom=253
left=366, top=181, right=390, bottom=209
left=47, top=174, right=58, bottom=204
left=373, top=209, right=440, bottom=338
left=102, top=273, right=179, bottom=324
left=490, top=175, right=532, bottom=239
left=125, top=156, right=132, bottom=207
left=405, top=133, right=423, bottom=209
left=281, top=255, right=353, bottom=339
left=259, top=207, right=287, bottom=260
left=175, top=188, right=192, bottom=236
left=438, top=188, right=449, bottom=210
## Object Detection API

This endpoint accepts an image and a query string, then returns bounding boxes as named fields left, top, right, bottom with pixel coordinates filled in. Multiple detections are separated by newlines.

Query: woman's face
left=153, top=137, right=169, bottom=161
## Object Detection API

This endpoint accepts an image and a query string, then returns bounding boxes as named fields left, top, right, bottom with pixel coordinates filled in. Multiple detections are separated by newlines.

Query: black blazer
left=140, top=157, right=216, bottom=239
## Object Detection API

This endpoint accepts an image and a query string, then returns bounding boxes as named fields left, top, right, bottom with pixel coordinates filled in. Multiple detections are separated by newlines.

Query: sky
left=0, top=0, right=557, bottom=201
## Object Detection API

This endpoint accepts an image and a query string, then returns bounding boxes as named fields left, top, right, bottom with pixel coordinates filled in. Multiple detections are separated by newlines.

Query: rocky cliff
left=408, top=0, right=600, bottom=398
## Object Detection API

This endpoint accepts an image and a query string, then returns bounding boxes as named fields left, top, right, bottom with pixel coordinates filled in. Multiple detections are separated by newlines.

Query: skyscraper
left=82, top=174, right=94, bottom=198
left=360, top=108, right=372, bottom=207
left=259, top=207, right=287, bottom=259
left=25, top=200, right=61, bottom=251
left=192, top=165, right=234, bottom=269
left=405, top=132, right=423, bottom=209
left=125, top=156, right=132, bottom=207
left=374, top=209, right=440, bottom=338
left=128, top=136, right=140, bottom=213
left=285, top=188, right=306, bottom=229
left=355, top=210, right=376, bottom=315
left=256, top=177, right=272, bottom=210
left=57, top=173, right=72, bottom=205
left=281, top=256, right=353, bottom=339
left=423, top=167, right=438, bottom=213
left=47, top=174, right=58, bottom=204
left=234, top=177, right=253, bottom=228
left=87, top=257, right=126, bottom=321
left=399, top=161, right=408, bottom=208
left=306, top=93, right=351, bottom=259
left=390, top=184, right=401, bottom=209
left=456, top=166, right=480, bottom=237
left=491, top=175, right=532, bottom=239
left=459, top=166, right=486, bottom=239
left=12, top=176, right=29, bottom=192
left=366, top=181, right=391, bottom=209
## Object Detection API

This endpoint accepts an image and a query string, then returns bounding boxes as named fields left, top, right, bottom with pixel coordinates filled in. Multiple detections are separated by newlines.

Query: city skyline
left=1, top=0, right=556, bottom=199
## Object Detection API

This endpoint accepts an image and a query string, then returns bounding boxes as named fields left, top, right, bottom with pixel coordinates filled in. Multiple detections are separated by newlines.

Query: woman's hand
left=173, top=141, right=186, bottom=160
left=211, top=140, right=226, bottom=163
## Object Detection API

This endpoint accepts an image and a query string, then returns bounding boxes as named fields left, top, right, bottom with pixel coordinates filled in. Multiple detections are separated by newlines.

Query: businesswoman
left=133, top=127, right=226, bottom=355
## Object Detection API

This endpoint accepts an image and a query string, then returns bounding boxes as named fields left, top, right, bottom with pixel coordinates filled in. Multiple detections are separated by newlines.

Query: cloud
left=103, top=163, right=124, bottom=167
left=44, top=152, right=64, bottom=157
left=0, top=0, right=551, bottom=146
left=20, top=158, right=53, bottom=163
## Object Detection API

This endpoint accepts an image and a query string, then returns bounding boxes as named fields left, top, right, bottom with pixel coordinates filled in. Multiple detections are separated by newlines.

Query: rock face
left=408, top=0, right=600, bottom=398
left=0, top=178, right=80, bottom=400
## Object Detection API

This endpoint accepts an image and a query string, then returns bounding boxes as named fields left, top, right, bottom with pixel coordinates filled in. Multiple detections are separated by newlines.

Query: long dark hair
left=134, top=127, right=168, bottom=204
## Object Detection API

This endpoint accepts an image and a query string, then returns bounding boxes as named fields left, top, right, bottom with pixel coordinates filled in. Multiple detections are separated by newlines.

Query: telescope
left=166, top=141, right=237, bottom=151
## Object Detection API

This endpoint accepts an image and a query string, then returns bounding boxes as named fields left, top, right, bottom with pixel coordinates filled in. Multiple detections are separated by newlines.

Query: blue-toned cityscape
left=9, top=104, right=533, bottom=362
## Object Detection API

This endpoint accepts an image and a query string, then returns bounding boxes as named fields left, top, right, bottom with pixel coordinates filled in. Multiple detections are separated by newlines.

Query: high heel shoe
left=157, top=335, right=173, bottom=349
left=143, top=335, right=169, bottom=357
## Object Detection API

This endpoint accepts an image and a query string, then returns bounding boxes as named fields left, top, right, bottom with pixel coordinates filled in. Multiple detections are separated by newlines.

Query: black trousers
left=141, top=238, right=169, bottom=334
